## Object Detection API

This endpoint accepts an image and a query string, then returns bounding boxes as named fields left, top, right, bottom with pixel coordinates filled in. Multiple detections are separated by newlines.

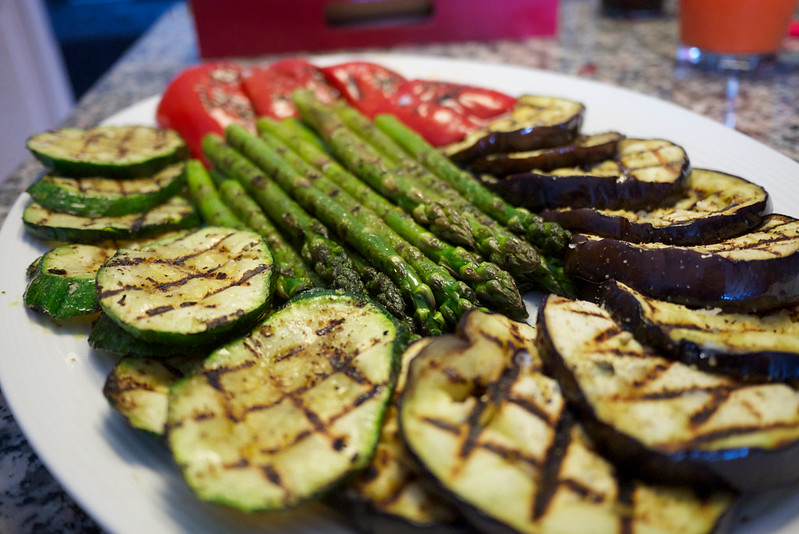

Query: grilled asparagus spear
left=210, top=168, right=321, bottom=301
left=250, top=126, right=490, bottom=324
left=335, top=103, right=572, bottom=295
left=202, top=134, right=364, bottom=297
left=293, top=90, right=474, bottom=250
left=220, top=125, right=443, bottom=335
left=258, top=117, right=525, bottom=316
left=372, top=113, right=570, bottom=253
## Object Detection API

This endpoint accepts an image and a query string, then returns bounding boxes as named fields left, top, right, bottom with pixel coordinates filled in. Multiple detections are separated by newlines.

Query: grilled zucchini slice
left=565, top=213, right=799, bottom=313
left=24, top=243, right=114, bottom=319
left=22, top=195, right=199, bottom=243
left=103, top=356, right=202, bottom=436
left=26, top=162, right=186, bottom=217
left=603, top=281, right=799, bottom=382
left=488, top=138, right=690, bottom=212
left=26, top=125, right=187, bottom=178
left=96, top=226, right=274, bottom=346
left=538, top=294, right=799, bottom=491
left=342, top=338, right=467, bottom=533
left=89, top=313, right=213, bottom=359
left=166, top=290, right=406, bottom=512
left=399, top=310, right=733, bottom=533
left=542, top=168, right=770, bottom=245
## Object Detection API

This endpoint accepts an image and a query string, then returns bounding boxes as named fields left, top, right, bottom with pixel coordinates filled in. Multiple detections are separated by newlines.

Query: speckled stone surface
left=0, top=1, right=797, bottom=532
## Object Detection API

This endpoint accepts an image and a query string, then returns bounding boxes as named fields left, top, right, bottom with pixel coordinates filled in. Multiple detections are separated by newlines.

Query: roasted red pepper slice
left=320, top=61, right=406, bottom=118
left=383, top=80, right=517, bottom=146
left=242, top=58, right=339, bottom=120
left=156, top=62, right=256, bottom=164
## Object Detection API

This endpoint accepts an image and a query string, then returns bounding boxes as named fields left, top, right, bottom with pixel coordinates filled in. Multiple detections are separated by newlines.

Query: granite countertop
left=1, top=1, right=798, bottom=532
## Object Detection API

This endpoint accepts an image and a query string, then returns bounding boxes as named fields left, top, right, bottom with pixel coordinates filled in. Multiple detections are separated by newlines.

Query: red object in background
left=320, top=61, right=406, bottom=118
left=189, top=0, right=558, bottom=58
left=242, top=59, right=340, bottom=119
left=381, top=80, right=517, bottom=146
left=156, top=62, right=256, bottom=164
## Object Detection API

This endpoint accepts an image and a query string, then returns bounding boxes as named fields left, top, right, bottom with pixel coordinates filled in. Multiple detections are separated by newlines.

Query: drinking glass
left=677, top=0, right=799, bottom=72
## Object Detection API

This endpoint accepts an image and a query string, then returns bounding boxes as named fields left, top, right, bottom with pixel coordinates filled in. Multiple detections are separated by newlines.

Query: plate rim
left=2, top=52, right=799, bottom=534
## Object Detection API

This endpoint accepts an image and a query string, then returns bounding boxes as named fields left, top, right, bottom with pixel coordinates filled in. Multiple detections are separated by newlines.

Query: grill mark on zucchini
left=196, top=325, right=386, bottom=429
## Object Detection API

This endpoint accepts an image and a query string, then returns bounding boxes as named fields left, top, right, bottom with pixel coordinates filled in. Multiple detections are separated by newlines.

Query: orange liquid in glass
left=680, top=0, right=798, bottom=54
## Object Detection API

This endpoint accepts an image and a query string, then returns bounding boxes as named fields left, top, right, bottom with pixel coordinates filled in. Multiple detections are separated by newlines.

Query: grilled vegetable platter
left=1, top=54, right=799, bottom=534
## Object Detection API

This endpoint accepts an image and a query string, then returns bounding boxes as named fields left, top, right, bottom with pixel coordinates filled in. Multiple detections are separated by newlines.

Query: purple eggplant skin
left=601, top=280, right=799, bottom=383
left=446, top=97, right=585, bottom=164
left=564, top=214, right=799, bottom=314
left=468, top=132, right=623, bottom=177
left=535, top=294, right=799, bottom=493
left=541, top=168, right=771, bottom=246
left=487, top=157, right=689, bottom=212
left=536, top=295, right=725, bottom=490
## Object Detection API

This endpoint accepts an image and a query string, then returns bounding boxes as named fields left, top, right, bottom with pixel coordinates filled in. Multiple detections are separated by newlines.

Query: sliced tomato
left=382, top=80, right=517, bottom=146
left=242, top=58, right=339, bottom=120
left=156, top=62, right=256, bottom=164
left=320, top=61, right=406, bottom=118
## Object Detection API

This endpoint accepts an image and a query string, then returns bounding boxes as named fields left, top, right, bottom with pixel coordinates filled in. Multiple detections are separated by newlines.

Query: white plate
left=2, top=53, right=799, bottom=534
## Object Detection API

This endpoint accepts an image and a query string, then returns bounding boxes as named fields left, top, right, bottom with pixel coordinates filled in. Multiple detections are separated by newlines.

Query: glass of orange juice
left=677, top=0, right=799, bottom=72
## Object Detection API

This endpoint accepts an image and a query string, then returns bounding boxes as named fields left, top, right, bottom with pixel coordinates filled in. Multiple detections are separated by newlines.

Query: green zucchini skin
left=23, top=243, right=114, bottom=319
left=26, top=125, right=188, bottom=178
left=22, top=196, right=200, bottom=243
left=26, top=163, right=186, bottom=217
left=89, top=314, right=213, bottom=359
left=96, top=226, right=275, bottom=346
left=167, top=289, right=407, bottom=512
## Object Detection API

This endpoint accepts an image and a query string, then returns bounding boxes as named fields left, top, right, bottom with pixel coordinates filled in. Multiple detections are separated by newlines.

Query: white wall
left=0, top=0, right=73, bottom=182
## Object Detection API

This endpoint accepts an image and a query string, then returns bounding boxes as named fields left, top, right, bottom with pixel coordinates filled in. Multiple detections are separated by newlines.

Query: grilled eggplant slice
left=342, top=338, right=467, bottom=534
left=26, top=162, right=186, bottom=217
left=538, top=294, right=799, bottom=491
left=488, top=138, right=690, bottom=212
left=22, top=195, right=199, bottom=243
left=399, top=309, right=733, bottom=533
left=565, top=213, right=799, bottom=313
left=166, top=290, right=406, bottom=512
left=468, top=131, right=623, bottom=177
left=27, top=125, right=188, bottom=178
left=24, top=243, right=113, bottom=319
left=541, top=168, right=770, bottom=245
left=602, top=281, right=799, bottom=383
left=103, top=355, right=201, bottom=436
left=442, top=95, right=584, bottom=164
left=96, top=226, right=274, bottom=346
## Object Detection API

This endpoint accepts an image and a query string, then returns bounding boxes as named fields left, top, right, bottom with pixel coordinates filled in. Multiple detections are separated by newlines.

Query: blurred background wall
left=0, top=0, right=181, bottom=182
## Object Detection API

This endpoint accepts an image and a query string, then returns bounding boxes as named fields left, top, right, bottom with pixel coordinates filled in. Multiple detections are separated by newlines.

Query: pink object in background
left=190, top=0, right=558, bottom=58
